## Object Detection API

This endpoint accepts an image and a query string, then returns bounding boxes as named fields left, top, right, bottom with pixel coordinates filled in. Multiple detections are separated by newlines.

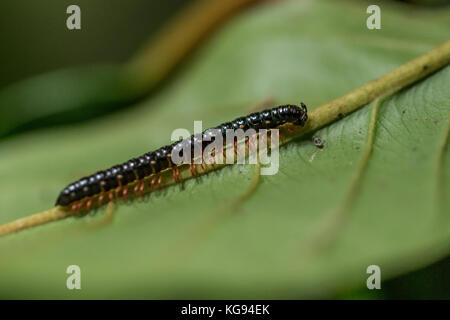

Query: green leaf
left=0, top=65, right=136, bottom=138
left=0, top=0, right=449, bottom=298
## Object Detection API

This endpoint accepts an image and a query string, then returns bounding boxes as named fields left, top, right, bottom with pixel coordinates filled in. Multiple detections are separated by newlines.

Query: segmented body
left=56, top=103, right=308, bottom=209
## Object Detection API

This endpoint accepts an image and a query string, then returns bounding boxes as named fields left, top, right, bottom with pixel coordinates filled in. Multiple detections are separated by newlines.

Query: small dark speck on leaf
left=412, top=147, right=417, bottom=152
left=355, top=146, right=360, bottom=150
left=312, top=135, right=324, bottom=149
left=423, top=65, right=428, bottom=71
left=402, top=110, right=406, bottom=114
left=434, top=120, right=438, bottom=125
left=338, top=113, right=344, bottom=119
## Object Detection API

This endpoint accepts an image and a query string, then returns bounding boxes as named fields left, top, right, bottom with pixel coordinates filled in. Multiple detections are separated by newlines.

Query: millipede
left=56, top=103, right=308, bottom=213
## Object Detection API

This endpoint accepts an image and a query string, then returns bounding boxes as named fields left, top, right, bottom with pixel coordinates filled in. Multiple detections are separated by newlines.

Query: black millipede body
left=56, top=103, right=308, bottom=208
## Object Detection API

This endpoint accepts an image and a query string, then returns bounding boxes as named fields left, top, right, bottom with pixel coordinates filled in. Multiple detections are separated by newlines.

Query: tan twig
left=0, top=208, right=76, bottom=237
left=125, top=0, right=265, bottom=94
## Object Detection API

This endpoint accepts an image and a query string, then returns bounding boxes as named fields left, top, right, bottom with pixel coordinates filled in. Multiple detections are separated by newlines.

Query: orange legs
left=190, top=163, right=199, bottom=176
left=98, top=194, right=105, bottom=206
left=70, top=199, right=84, bottom=214
left=68, top=165, right=192, bottom=214
left=150, top=176, right=157, bottom=191
left=172, top=166, right=180, bottom=183
left=139, top=181, right=145, bottom=196
left=122, top=186, right=128, bottom=200
left=149, top=174, right=163, bottom=191
left=115, top=185, right=122, bottom=198
left=71, top=202, right=79, bottom=213
left=85, top=199, right=93, bottom=212
left=158, top=175, right=162, bottom=189
left=133, top=184, right=139, bottom=197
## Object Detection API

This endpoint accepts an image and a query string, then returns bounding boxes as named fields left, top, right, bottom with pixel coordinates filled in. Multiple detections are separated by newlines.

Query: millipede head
left=55, top=188, right=71, bottom=206
left=293, top=102, right=308, bottom=126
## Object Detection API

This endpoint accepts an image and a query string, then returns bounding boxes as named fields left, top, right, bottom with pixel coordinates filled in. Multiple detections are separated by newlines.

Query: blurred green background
left=0, top=0, right=449, bottom=299
left=0, top=0, right=188, bottom=87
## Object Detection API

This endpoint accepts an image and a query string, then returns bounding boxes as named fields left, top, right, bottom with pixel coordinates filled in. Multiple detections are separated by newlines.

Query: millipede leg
left=98, top=194, right=105, bottom=205
left=172, top=167, right=177, bottom=182
left=115, top=186, right=122, bottom=198
left=176, top=166, right=180, bottom=182
left=172, top=166, right=180, bottom=183
left=76, top=200, right=84, bottom=213
left=133, top=183, right=139, bottom=198
left=139, top=181, right=145, bottom=196
left=194, top=163, right=200, bottom=175
left=85, top=199, right=93, bottom=212
left=108, top=191, right=114, bottom=202
left=71, top=202, right=78, bottom=213
left=157, top=175, right=163, bottom=189
left=122, top=186, right=128, bottom=200
left=150, top=176, right=156, bottom=191
left=189, top=163, right=197, bottom=176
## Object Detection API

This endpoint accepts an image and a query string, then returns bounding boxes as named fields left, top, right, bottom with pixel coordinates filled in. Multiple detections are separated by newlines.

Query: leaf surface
left=0, top=0, right=449, bottom=298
